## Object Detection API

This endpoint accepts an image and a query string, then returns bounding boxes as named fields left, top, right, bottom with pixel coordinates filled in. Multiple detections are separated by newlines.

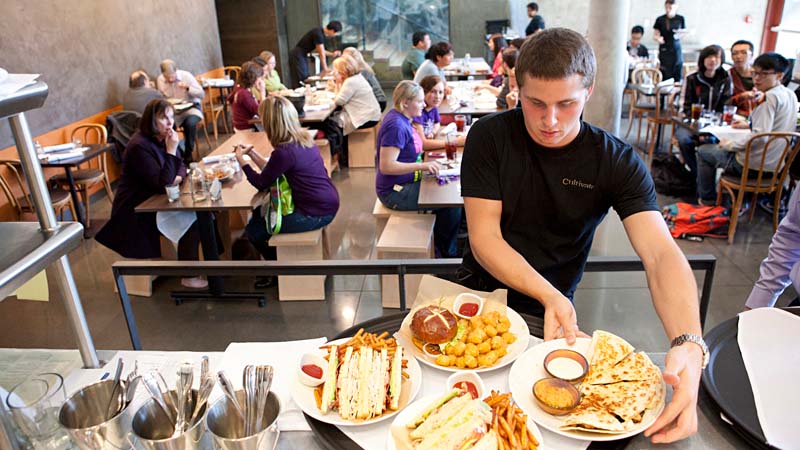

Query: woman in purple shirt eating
left=235, top=96, right=339, bottom=286
left=376, top=80, right=462, bottom=257
left=413, top=75, right=466, bottom=150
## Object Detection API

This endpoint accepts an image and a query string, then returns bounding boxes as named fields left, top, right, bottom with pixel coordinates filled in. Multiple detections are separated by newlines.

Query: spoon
left=217, top=371, right=245, bottom=420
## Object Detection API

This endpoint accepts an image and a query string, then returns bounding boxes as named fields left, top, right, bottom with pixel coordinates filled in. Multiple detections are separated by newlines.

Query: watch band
left=670, top=333, right=709, bottom=369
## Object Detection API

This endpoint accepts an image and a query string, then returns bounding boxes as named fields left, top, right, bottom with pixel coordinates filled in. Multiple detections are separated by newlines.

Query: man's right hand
left=542, top=294, right=581, bottom=344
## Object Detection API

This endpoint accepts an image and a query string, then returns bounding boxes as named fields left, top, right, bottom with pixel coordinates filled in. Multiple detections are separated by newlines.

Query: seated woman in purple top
left=375, top=80, right=462, bottom=257
left=95, top=99, right=207, bottom=289
left=413, top=75, right=466, bottom=150
left=228, top=61, right=266, bottom=132
left=235, top=96, right=339, bottom=285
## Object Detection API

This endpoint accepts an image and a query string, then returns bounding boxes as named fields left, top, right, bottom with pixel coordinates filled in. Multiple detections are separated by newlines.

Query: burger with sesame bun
left=410, top=305, right=465, bottom=355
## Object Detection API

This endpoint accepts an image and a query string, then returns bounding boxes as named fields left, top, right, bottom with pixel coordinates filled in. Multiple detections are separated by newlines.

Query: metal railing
left=112, top=255, right=716, bottom=350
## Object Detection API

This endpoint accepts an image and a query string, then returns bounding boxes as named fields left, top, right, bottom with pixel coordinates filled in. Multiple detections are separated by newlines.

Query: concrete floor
left=1, top=121, right=796, bottom=354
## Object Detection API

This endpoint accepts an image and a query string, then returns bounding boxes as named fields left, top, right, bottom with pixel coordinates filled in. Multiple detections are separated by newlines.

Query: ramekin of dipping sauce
left=543, top=349, right=589, bottom=383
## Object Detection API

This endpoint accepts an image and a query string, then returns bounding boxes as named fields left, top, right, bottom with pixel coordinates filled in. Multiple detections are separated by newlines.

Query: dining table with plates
left=439, top=80, right=501, bottom=117
left=443, top=57, right=492, bottom=79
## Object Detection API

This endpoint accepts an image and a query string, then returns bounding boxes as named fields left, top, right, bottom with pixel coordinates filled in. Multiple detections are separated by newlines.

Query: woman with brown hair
left=228, top=61, right=266, bottom=132
left=235, top=96, right=339, bottom=285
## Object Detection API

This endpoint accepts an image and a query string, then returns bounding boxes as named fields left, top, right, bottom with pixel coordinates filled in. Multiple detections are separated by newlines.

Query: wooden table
left=247, top=100, right=335, bottom=125
left=135, top=132, right=273, bottom=301
left=418, top=151, right=464, bottom=208
left=443, top=57, right=492, bottom=79
left=440, top=81, right=500, bottom=117
left=40, top=143, right=114, bottom=233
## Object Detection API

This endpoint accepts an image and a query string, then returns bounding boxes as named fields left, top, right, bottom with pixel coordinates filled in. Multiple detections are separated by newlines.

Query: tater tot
left=452, top=341, right=466, bottom=356
left=465, top=343, right=479, bottom=357
left=465, top=354, right=478, bottom=368
left=469, top=316, right=483, bottom=328
left=445, top=344, right=457, bottom=356
left=497, top=318, right=511, bottom=333
left=486, top=350, right=498, bottom=364
left=485, top=325, right=498, bottom=338
left=491, top=335, right=504, bottom=349
left=502, top=332, right=516, bottom=344
left=477, top=341, right=491, bottom=354
left=455, top=356, right=466, bottom=368
left=496, top=346, right=508, bottom=358
left=436, top=354, right=453, bottom=366
left=477, top=354, right=490, bottom=367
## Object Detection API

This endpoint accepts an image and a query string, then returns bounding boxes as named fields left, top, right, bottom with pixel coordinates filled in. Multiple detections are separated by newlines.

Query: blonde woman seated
left=256, top=50, right=287, bottom=94
left=375, top=81, right=461, bottom=257
left=413, top=75, right=465, bottom=149
left=342, top=47, right=387, bottom=110
left=235, top=96, right=339, bottom=286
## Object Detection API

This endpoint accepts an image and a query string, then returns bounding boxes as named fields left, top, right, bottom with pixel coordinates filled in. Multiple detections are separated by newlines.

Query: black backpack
left=650, top=153, right=697, bottom=198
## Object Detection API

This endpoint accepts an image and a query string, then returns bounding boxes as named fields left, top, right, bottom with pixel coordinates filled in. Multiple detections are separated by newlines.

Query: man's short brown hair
left=516, top=28, right=596, bottom=89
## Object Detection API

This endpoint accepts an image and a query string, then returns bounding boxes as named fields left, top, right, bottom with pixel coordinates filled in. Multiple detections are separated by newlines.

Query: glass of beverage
left=722, top=105, right=737, bottom=125
left=690, top=103, right=702, bottom=121
left=6, top=373, right=73, bottom=450
left=165, top=183, right=180, bottom=202
left=454, top=114, right=466, bottom=132
left=445, top=133, right=458, bottom=161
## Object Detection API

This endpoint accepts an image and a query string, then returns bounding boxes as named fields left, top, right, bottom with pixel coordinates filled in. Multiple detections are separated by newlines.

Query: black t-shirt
left=460, top=109, right=659, bottom=316
left=296, top=27, right=325, bottom=53
left=653, top=14, right=685, bottom=49
left=525, top=15, right=545, bottom=36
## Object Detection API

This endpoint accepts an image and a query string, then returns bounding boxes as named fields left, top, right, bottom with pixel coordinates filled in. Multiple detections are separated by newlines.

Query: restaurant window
left=320, top=0, right=450, bottom=63
left=773, top=0, right=800, bottom=59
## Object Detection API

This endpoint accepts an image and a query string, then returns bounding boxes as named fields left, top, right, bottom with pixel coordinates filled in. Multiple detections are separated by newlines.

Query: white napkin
left=338, top=336, right=590, bottom=450
left=43, top=142, right=76, bottom=153
left=701, top=125, right=752, bottom=149
left=304, top=104, right=329, bottom=112
left=202, top=154, right=231, bottom=164
left=438, top=167, right=460, bottom=177
left=0, top=73, right=39, bottom=98
left=737, top=308, right=800, bottom=450
left=156, top=211, right=197, bottom=243
left=218, top=338, right=328, bottom=431
left=46, top=149, right=86, bottom=162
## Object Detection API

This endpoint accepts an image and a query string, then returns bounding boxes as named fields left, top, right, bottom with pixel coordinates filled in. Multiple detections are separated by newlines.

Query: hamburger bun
left=411, top=306, right=458, bottom=344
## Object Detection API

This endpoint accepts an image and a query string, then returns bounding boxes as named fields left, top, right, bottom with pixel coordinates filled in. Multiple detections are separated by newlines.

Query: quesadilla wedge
left=559, top=398, right=630, bottom=433
left=585, top=330, right=634, bottom=373
left=579, top=378, right=661, bottom=423
left=584, top=351, right=660, bottom=385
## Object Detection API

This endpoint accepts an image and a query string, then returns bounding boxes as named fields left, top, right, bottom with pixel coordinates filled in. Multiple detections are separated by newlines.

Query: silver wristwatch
left=670, top=333, right=710, bottom=369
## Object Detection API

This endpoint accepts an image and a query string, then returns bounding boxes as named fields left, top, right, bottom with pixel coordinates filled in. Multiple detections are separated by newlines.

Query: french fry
left=314, top=387, right=322, bottom=409
left=520, top=418, right=528, bottom=449
left=499, top=416, right=517, bottom=448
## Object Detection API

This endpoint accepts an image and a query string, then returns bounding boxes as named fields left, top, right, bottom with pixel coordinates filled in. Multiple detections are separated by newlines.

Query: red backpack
left=662, top=202, right=730, bottom=239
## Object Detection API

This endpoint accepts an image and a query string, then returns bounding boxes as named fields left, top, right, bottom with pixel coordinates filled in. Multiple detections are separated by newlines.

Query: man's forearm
left=645, top=247, right=702, bottom=340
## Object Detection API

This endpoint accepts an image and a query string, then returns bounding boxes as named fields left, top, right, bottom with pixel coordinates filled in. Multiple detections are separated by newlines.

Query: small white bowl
left=297, top=353, right=327, bottom=387
left=453, top=293, right=484, bottom=319
left=446, top=371, right=485, bottom=400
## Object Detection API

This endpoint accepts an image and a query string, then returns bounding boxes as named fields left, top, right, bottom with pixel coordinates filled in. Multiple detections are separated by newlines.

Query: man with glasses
left=727, top=40, right=756, bottom=116
left=696, top=53, right=798, bottom=205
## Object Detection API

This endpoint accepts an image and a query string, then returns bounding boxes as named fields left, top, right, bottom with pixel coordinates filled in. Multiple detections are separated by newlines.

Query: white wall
left=509, top=0, right=768, bottom=57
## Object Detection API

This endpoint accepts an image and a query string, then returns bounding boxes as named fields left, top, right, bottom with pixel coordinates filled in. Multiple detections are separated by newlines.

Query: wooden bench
left=376, top=214, right=436, bottom=308
left=115, top=238, right=178, bottom=297
left=316, top=138, right=338, bottom=177
left=348, top=124, right=378, bottom=168
left=269, top=228, right=326, bottom=301
left=371, top=198, right=420, bottom=242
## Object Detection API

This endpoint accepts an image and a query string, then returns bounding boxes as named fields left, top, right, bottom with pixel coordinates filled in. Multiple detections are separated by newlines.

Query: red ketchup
left=301, top=364, right=323, bottom=379
left=458, top=303, right=479, bottom=317
left=454, top=381, right=479, bottom=399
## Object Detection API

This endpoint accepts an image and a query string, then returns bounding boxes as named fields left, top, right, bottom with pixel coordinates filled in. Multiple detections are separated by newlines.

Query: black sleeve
left=461, top=119, right=502, bottom=200
left=126, top=145, right=182, bottom=192
left=682, top=75, right=694, bottom=115
left=313, top=28, right=324, bottom=46
left=610, top=145, right=659, bottom=220
left=653, top=16, right=663, bottom=33
left=679, top=16, right=686, bottom=28
left=640, top=46, right=649, bottom=58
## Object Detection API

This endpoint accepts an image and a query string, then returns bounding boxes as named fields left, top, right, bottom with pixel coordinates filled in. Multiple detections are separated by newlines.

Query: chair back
left=0, top=160, right=31, bottom=218
left=223, top=66, right=241, bottom=83
left=631, top=67, right=662, bottom=107
left=737, top=131, right=800, bottom=194
left=71, top=124, right=108, bottom=172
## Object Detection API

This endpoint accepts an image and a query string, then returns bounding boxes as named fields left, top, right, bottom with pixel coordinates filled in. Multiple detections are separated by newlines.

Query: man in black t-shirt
left=459, top=28, right=703, bottom=444
left=525, top=2, right=545, bottom=36
left=653, top=0, right=686, bottom=81
left=289, top=21, right=343, bottom=88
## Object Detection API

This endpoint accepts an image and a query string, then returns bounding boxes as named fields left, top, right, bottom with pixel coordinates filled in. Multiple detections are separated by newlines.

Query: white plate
left=386, top=394, right=544, bottom=450
left=508, top=338, right=667, bottom=441
left=395, top=306, right=529, bottom=373
left=289, top=337, right=422, bottom=427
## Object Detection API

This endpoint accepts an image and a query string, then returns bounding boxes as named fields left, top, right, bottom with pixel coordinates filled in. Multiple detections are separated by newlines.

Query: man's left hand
left=644, top=343, right=703, bottom=443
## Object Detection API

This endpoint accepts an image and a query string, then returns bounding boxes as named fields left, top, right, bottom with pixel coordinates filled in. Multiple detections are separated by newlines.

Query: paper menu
left=737, top=308, right=800, bottom=450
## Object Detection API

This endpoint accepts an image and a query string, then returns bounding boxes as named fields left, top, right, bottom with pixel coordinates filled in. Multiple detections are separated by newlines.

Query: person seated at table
left=156, top=59, right=205, bottom=164
left=95, top=99, right=207, bottom=289
left=488, top=34, right=508, bottom=84
left=674, top=45, right=732, bottom=174
left=696, top=52, right=798, bottom=205
left=509, top=37, right=527, bottom=50
left=289, top=21, right=342, bottom=88
left=402, top=31, right=431, bottom=80
left=475, top=48, right=519, bottom=108
left=228, top=61, right=265, bottom=132
left=726, top=40, right=756, bottom=117
left=627, top=26, right=649, bottom=60
left=376, top=80, right=462, bottom=257
left=413, top=75, right=466, bottom=150
left=413, top=41, right=455, bottom=95
left=504, top=67, right=520, bottom=109
left=257, top=51, right=287, bottom=94
left=235, top=96, right=339, bottom=287
left=744, top=186, right=800, bottom=309
left=123, top=70, right=163, bottom=114
left=342, top=47, right=387, bottom=110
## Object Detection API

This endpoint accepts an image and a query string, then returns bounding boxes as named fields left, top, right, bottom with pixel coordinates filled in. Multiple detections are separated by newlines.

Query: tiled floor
left=1, top=120, right=796, bottom=355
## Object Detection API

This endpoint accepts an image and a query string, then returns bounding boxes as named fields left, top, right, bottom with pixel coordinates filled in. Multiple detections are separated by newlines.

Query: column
left=584, top=0, right=631, bottom=136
